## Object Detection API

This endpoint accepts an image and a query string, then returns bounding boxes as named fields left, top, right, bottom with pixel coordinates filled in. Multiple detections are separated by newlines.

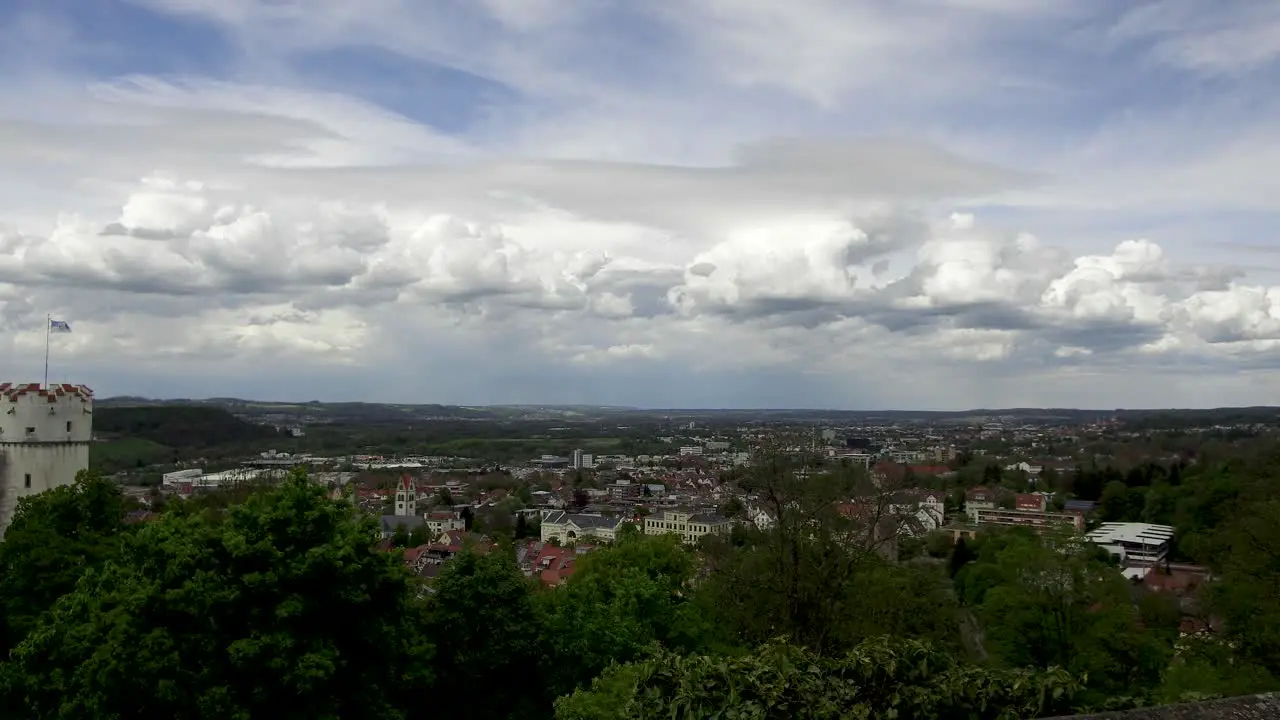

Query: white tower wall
left=0, top=383, right=94, bottom=537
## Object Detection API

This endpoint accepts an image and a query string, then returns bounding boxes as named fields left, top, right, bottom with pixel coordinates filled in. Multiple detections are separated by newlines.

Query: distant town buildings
left=606, top=479, right=642, bottom=503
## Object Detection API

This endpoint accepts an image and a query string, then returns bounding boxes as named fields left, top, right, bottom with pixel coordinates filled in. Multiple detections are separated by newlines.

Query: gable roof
left=542, top=511, right=623, bottom=530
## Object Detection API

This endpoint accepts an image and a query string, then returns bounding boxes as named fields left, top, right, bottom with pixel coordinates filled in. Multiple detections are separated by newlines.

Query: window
left=66, top=421, right=72, bottom=432
left=24, top=427, right=35, bottom=434
left=24, top=474, right=31, bottom=489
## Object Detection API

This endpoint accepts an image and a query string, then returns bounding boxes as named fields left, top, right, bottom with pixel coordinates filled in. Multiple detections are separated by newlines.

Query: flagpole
left=43, top=314, right=50, bottom=389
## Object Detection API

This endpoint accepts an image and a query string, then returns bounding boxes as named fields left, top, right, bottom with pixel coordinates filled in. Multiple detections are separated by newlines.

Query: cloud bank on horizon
left=1, top=0, right=1279, bottom=409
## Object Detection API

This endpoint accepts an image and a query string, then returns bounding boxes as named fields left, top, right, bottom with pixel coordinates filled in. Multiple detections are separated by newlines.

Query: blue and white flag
left=49, top=319, right=72, bottom=333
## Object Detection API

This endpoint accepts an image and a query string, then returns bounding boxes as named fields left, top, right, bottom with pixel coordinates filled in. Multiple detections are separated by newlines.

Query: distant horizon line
left=92, top=395, right=1280, bottom=414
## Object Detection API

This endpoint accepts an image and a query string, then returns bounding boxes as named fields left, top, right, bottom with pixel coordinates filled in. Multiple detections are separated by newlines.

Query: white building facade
left=540, top=511, right=624, bottom=544
left=1087, top=522, right=1176, bottom=567
left=0, top=383, right=94, bottom=536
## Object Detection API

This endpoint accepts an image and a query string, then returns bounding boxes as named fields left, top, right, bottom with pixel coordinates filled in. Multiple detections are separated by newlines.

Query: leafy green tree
left=1098, top=480, right=1140, bottom=522
left=0, top=470, right=128, bottom=654
left=1156, top=635, right=1277, bottom=703
left=982, top=463, right=1004, bottom=485
left=923, top=530, right=955, bottom=558
left=390, top=524, right=411, bottom=547
left=406, top=526, right=430, bottom=546
left=719, top=495, right=744, bottom=519
left=541, top=532, right=710, bottom=697
left=947, top=535, right=975, bottom=578
left=0, top=469, right=433, bottom=720
left=699, top=458, right=960, bottom=654
left=425, top=550, right=551, bottom=720
left=555, top=637, right=1080, bottom=720
left=1204, top=499, right=1280, bottom=679
left=961, top=529, right=1170, bottom=707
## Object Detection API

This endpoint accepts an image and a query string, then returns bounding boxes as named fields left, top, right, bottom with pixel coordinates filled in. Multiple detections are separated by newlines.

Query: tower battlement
left=0, top=382, right=94, bottom=537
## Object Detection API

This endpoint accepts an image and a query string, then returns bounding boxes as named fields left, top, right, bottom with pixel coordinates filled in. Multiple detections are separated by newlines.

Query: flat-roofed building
left=972, top=492, right=1086, bottom=533
left=1086, top=522, right=1175, bottom=566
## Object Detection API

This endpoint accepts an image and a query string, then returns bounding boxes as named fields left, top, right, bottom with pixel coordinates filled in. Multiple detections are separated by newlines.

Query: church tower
left=394, top=474, right=418, bottom=517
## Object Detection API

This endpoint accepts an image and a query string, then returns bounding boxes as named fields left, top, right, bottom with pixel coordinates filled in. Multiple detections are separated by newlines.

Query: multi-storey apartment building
left=972, top=492, right=1085, bottom=533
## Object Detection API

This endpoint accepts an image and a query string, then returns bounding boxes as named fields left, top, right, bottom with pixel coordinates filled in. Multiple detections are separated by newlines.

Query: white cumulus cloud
left=1, top=0, right=1278, bottom=407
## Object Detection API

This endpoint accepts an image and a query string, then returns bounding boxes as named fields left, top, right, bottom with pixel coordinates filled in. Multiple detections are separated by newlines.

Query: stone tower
left=0, top=383, right=94, bottom=537
left=394, top=474, right=418, bottom=517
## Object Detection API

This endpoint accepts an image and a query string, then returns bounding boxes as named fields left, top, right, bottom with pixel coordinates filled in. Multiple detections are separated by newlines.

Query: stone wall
left=1048, top=694, right=1280, bottom=720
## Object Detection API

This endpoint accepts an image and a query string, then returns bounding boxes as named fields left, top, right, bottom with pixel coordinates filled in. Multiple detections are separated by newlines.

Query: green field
left=90, top=438, right=175, bottom=473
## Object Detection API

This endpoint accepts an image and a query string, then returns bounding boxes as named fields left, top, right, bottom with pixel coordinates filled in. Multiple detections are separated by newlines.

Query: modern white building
left=0, top=383, right=94, bottom=537
left=161, top=467, right=267, bottom=495
left=1086, top=522, right=1176, bottom=566
left=162, top=468, right=204, bottom=487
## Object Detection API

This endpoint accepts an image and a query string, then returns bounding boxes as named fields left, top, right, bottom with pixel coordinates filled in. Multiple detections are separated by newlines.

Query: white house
left=540, top=511, right=625, bottom=544
left=1004, top=461, right=1044, bottom=476
left=747, top=506, right=776, bottom=530
left=888, top=491, right=945, bottom=536
left=423, top=510, right=466, bottom=535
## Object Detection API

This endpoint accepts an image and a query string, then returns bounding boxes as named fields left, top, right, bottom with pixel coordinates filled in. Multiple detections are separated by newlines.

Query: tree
left=1204, top=499, right=1280, bottom=680
left=719, top=496, right=744, bottom=519
left=425, top=550, right=551, bottom=720
left=0, top=470, right=128, bottom=655
left=947, top=536, right=975, bottom=578
left=983, top=463, right=1004, bottom=485
left=390, top=524, right=411, bottom=547
left=555, top=637, right=1080, bottom=720
left=541, top=533, right=708, bottom=698
left=0, top=469, right=433, bottom=719
left=959, top=529, right=1170, bottom=707
left=697, top=457, right=959, bottom=654
left=437, top=488, right=454, bottom=506
left=1098, top=480, right=1140, bottom=522
left=406, top=526, right=430, bottom=547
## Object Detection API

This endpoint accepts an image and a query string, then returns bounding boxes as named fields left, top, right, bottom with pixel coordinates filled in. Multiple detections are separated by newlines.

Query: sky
left=2, top=1, right=1280, bottom=409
